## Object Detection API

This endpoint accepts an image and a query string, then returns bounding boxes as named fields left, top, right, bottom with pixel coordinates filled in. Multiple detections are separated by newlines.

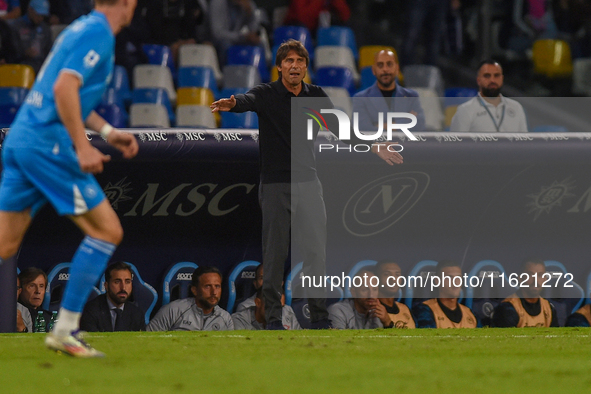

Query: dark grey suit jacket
left=80, top=294, right=145, bottom=332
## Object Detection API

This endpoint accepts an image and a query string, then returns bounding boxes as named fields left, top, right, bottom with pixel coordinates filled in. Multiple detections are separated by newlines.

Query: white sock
left=53, top=308, right=81, bottom=337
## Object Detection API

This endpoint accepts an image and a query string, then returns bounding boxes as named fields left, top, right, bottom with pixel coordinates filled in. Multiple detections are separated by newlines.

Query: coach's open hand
left=372, top=142, right=403, bottom=165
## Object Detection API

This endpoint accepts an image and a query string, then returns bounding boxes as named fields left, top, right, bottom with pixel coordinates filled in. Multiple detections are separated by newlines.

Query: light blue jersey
left=5, top=10, right=114, bottom=150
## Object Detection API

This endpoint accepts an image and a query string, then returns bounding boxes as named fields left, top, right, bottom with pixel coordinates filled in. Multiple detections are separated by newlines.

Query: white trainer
left=45, top=330, right=105, bottom=358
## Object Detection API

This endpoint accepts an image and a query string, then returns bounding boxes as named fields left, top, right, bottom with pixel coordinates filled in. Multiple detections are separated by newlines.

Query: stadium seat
left=176, top=105, right=217, bottom=128
left=178, top=44, right=223, bottom=83
left=0, top=64, right=35, bottom=89
left=132, top=88, right=175, bottom=125
left=220, top=87, right=250, bottom=98
left=314, top=46, right=359, bottom=82
left=402, top=65, right=444, bottom=97
left=221, top=111, right=259, bottom=129
left=404, top=260, right=438, bottom=308
left=316, top=66, right=356, bottom=96
left=322, top=87, right=352, bottom=118
left=129, top=103, right=170, bottom=128
left=222, top=65, right=261, bottom=89
left=464, top=260, right=516, bottom=326
left=572, top=58, right=591, bottom=96
left=133, top=65, right=176, bottom=103
left=101, top=87, right=127, bottom=108
left=161, top=262, right=198, bottom=306
left=226, top=260, right=261, bottom=313
left=531, top=125, right=568, bottom=132
left=273, top=25, right=314, bottom=59
left=108, top=65, right=131, bottom=105
left=50, top=24, right=67, bottom=42
left=177, top=66, right=220, bottom=98
left=0, top=104, right=19, bottom=128
left=543, top=260, right=585, bottom=326
left=100, top=262, right=158, bottom=325
left=359, top=67, right=376, bottom=90
left=95, top=103, right=128, bottom=129
left=411, top=87, right=444, bottom=131
left=532, top=39, right=573, bottom=78
left=142, top=44, right=176, bottom=79
left=444, top=106, right=457, bottom=129
left=43, top=263, right=100, bottom=313
left=358, top=45, right=396, bottom=70
left=227, top=45, right=270, bottom=82
left=270, top=66, right=312, bottom=83
left=317, top=26, right=358, bottom=61
left=443, top=87, right=478, bottom=108
left=177, top=87, right=214, bottom=106
left=0, top=87, right=28, bottom=128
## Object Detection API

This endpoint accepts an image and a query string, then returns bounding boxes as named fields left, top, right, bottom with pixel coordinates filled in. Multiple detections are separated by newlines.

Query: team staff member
left=566, top=304, right=591, bottom=327
left=412, top=261, right=478, bottom=328
left=450, top=60, right=528, bottom=132
left=375, top=261, right=415, bottom=329
left=147, top=266, right=233, bottom=331
left=211, top=39, right=403, bottom=330
left=493, top=259, right=558, bottom=328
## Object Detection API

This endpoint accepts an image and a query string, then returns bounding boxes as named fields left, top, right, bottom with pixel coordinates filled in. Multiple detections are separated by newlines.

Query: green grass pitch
left=2, top=328, right=590, bottom=393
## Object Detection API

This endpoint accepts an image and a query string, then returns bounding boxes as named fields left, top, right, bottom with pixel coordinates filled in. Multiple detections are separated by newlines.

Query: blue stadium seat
left=227, top=45, right=270, bottom=83
left=132, top=88, right=175, bottom=125
left=344, top=260, right=377, bottom=298
left=359, top=67, right=376, bottom=90
left=101, top=87, right=127, bottom=108
left=0, top=87, right=28, bottom=128
left=317, top=26, right=358, bottom=61
left=273, top=25, right=314, bottom=60
left=285, top=262, right=303, bottom=307
left=543, top=260, right=585, bottom=326
left=226, top=260, right=260, bottom=313
left=43, top=263, right=100, bottom=312
left=162, top=262, right=198, bottom=306
left=0, top=104, right=19, bottom=128
left=178, top=66, right=220, bottom=97
left=220, top=87, right=250, bottom=98
left=464, top=260, right=516, bottom=326
left=532, top=125, right=569, bottom=132
left=142, top=44, right=176, bottom=81
left=221, top=111, right=259, bottom=129
left=95, top=103, right=128, bottom=129
left=108, top=65, right=131, bottom=105
left=443, top=87, right=478, bottom=107
left=316, top=66, right=356, bottom=96
left=100, top=262, right=158, bottom=325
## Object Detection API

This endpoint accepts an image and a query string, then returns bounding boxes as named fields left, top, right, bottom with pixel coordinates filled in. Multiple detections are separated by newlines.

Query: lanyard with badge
left=478, top=96, right=505, bottom=132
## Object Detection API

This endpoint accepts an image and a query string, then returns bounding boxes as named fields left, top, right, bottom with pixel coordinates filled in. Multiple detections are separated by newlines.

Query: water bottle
left=35, top=311, right=46, bottom=333
left=48, top=311, right=58, bottom=332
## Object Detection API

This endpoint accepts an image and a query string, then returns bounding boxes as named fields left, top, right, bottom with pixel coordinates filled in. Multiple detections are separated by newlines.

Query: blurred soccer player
left=0, top=0, right=139, bottom=357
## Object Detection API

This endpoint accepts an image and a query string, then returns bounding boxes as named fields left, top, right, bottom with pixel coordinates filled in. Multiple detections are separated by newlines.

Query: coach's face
left=278, top=50, right=307, bottom=88
left=106, top=269, right=133, bottom=306
left=192, top=273, right=222, bottom=311
left=372, top=50, right=399, bottom=90
left=20, top=274, right=46, bottom=309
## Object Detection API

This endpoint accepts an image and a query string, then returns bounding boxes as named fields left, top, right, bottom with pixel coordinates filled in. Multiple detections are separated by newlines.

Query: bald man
left=353, top=49, right=426, bottom=132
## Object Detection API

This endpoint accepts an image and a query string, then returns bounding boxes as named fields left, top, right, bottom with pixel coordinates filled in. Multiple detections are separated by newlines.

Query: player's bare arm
left=85, top=111, right=139, bottom=159
left=210, top=95, right=236, bottom=112
left=54, top=72, right=111, bottom=174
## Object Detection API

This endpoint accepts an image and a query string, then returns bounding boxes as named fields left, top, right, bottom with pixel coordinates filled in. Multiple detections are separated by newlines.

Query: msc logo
left=58, top=273, right=70, bottom=281
left=139, top=132, right=168, bottom=142
left=214, top=132, right=242, bottom=142
left=241, top=271, right=256, bottom=279
left=342, top=172, right=430, bottom=237
left=177, top=132, right=206, bottom=141
left=176, top=273, right=193, bottom=281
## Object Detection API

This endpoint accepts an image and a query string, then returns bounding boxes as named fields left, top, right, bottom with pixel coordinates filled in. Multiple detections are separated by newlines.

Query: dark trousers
left=401, top=0, right=448, bottom=66
left=260, top=179, right=328, bottom=323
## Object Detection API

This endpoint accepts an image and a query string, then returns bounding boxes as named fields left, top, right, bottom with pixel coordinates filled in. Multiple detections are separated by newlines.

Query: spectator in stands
left=450, top=60, right=528, bottom=132
left=147, top=266, right=234, bottom=331
left=507, top=0, right=558, bottom=53
left=283, top=0, right=351, bottom=34
left=18, top=267, right=51, bottom=332
left=565, top=304, right=591, bottom=327
left=16, top=276, right=33, bottom=333
left=236, top=263, right=264, bottom=311
left=412, top=261, right=478, bottom=328
left=375, top=261, right=415, bottom=329
left=64, top=0, right=92, bottom=23
left=401, top=0, right=455, bottom=65
left=0, top=0, right=21, bottom=20
left=145, top=0, right=204, bottom=61
left=80, top=262, right=145, bottom=332
left=328, top=269, right=386, bottom=329
left=353, top=49, right=426, bottom=132
left=10, top=0, right=52, bottom=73
left=492, top=259, right=559, bottom=327
left=209, top=0, right=262, bottom=64
left=232, top=288, right=301, bottom=329
left=0, top=18, right=21, bottom=63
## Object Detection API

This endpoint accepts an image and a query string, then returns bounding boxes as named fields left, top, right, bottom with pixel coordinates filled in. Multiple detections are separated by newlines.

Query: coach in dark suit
left=80, top=262, right=145, bottom=332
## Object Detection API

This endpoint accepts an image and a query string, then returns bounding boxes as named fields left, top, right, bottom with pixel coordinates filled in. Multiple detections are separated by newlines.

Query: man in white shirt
left=450, top=60, right=528, bottom=133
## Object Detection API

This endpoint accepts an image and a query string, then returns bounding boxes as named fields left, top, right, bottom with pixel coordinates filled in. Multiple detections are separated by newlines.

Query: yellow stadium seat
left=358, top=45, right=397, bottom=70
left=177, top=87, right=219, bottom=126
left=444, top=106, right=458, bottom=128
left=532, top=39, right=573, bottom=78
left=270, top=67, right=311, bottom=83
left=0, top=64, right=35, bottom=89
